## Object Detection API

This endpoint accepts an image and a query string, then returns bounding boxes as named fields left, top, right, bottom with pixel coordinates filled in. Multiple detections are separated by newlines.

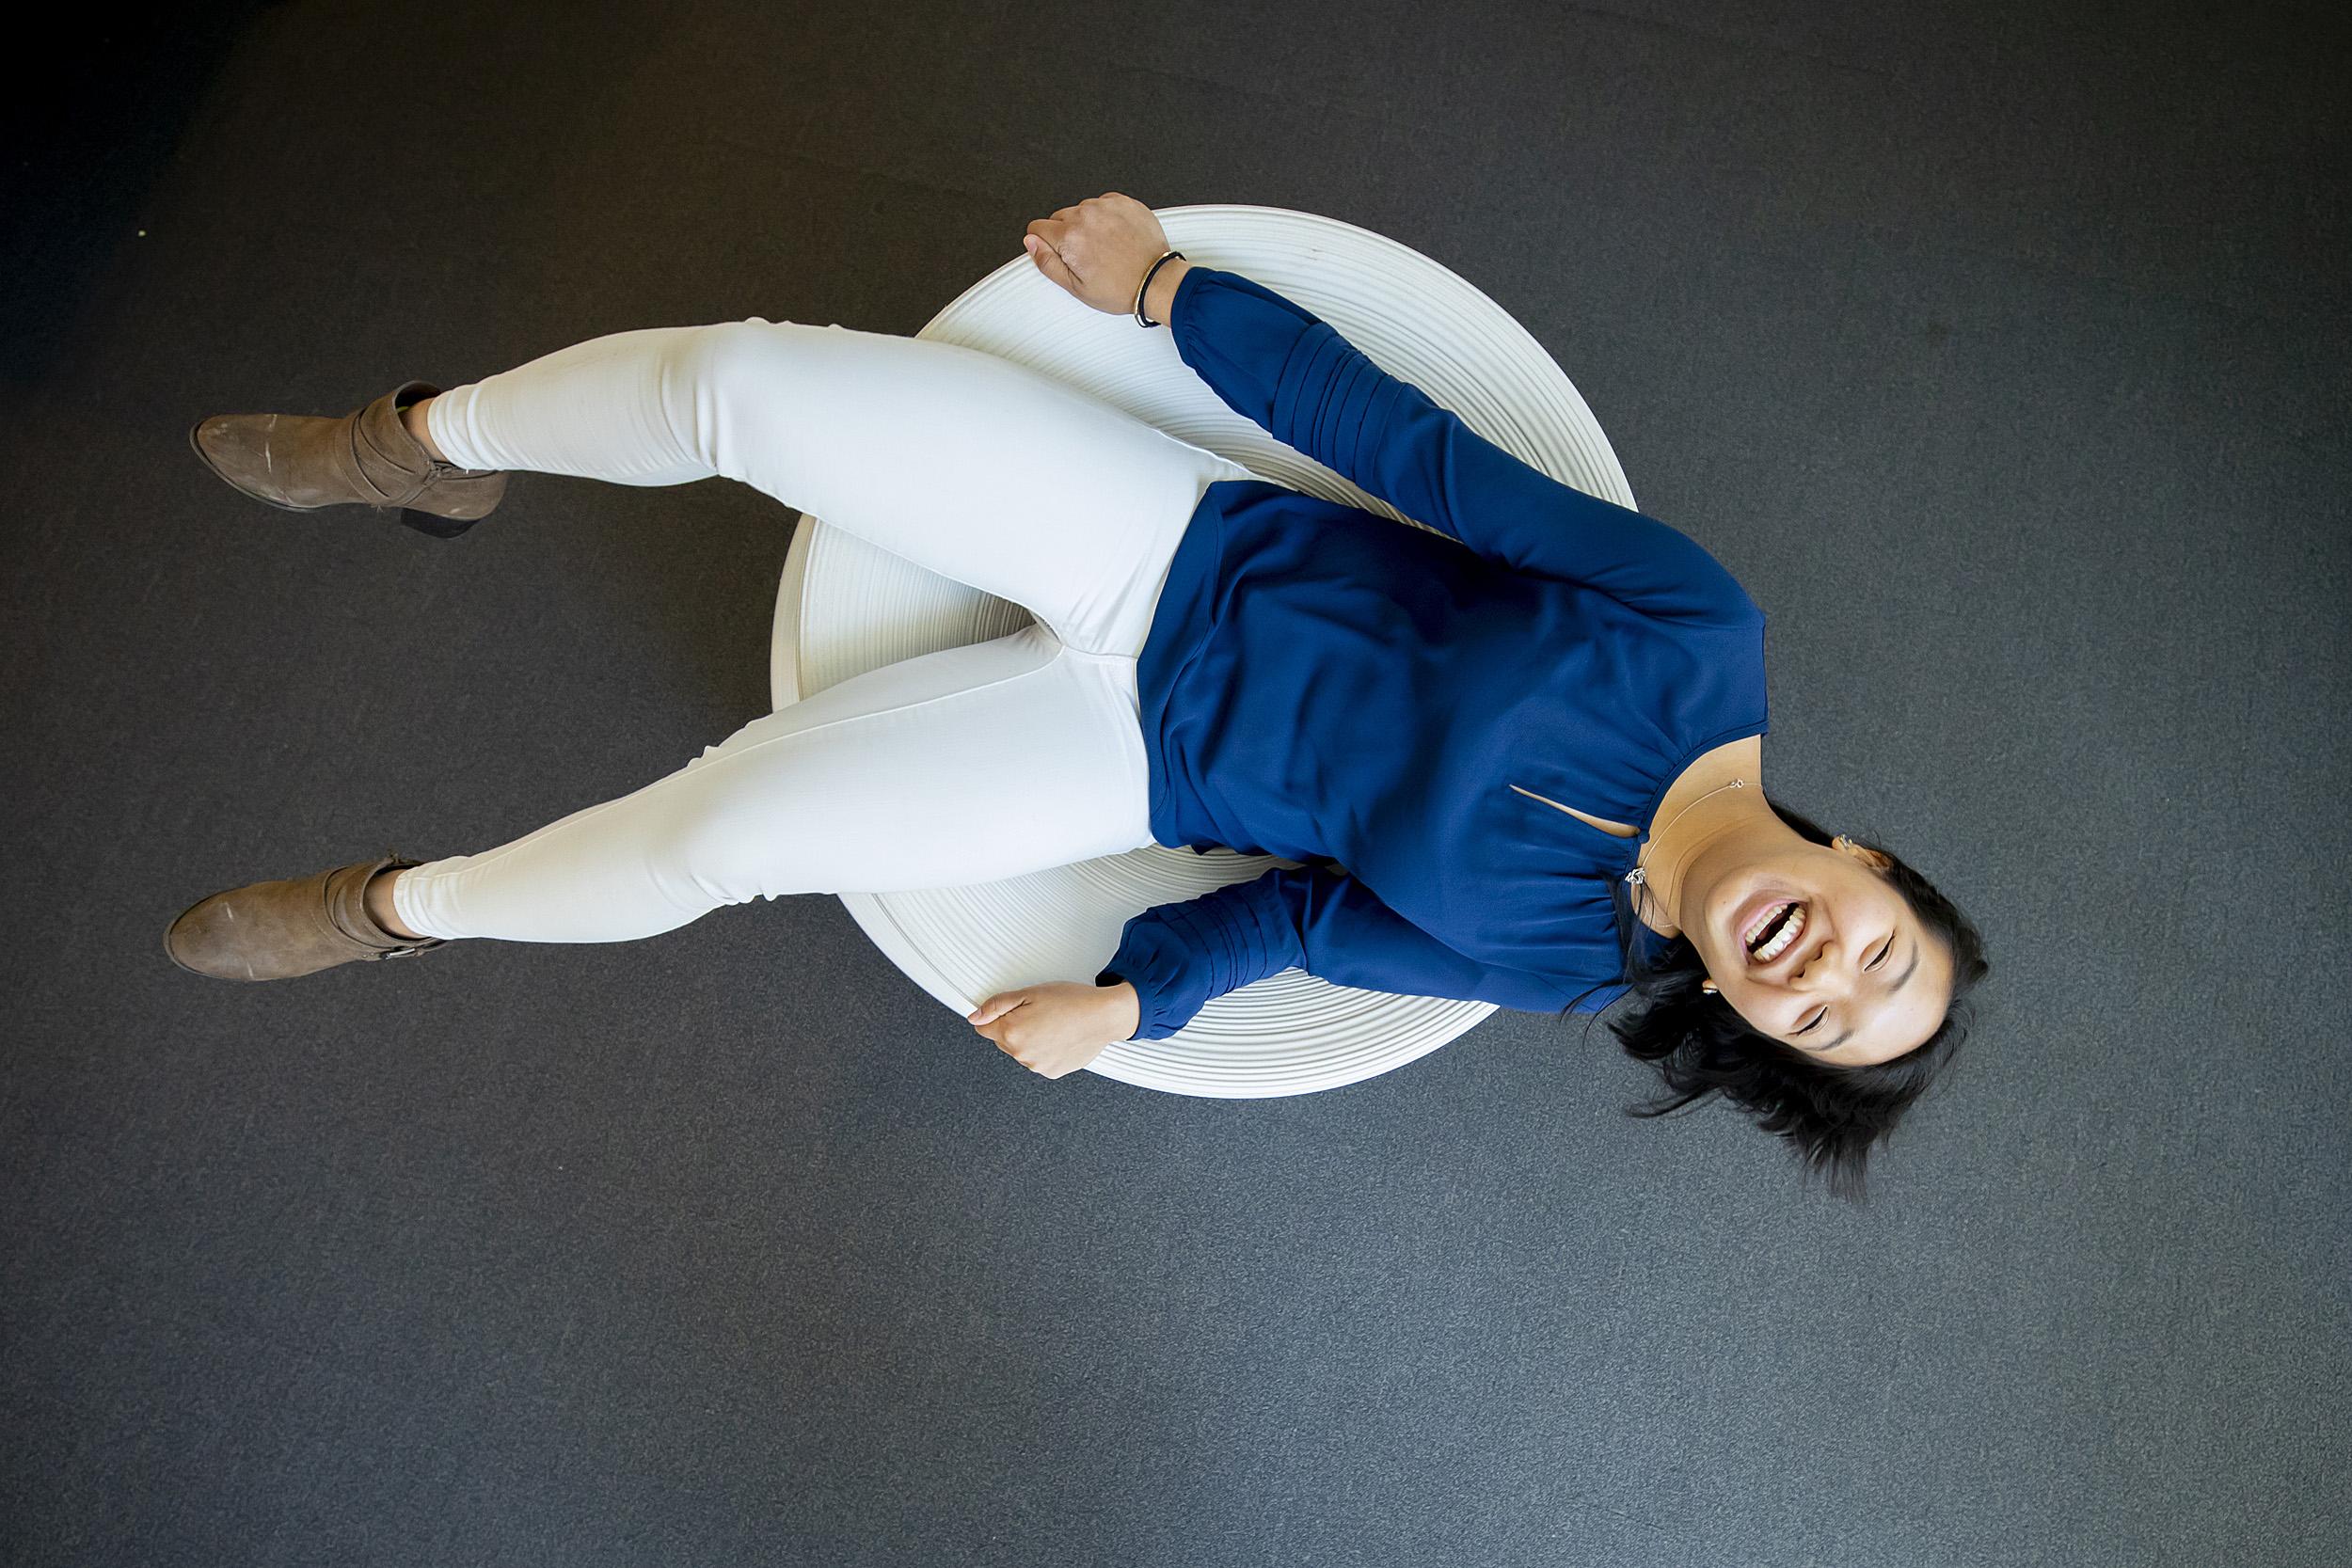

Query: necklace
left=1623, top=778, right=1746, bottom=891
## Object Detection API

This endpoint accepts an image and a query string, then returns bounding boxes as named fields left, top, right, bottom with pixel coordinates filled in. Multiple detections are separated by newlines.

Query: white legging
left=391, top=320, right=1250, bottom=943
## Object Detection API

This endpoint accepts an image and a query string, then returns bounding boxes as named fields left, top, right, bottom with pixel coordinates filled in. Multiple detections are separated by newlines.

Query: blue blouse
left=1104, top=267, right=1770, bottom=1038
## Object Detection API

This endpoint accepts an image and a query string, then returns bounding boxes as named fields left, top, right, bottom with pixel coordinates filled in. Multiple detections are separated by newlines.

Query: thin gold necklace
left=1623, top=778, right=1747, bottom=892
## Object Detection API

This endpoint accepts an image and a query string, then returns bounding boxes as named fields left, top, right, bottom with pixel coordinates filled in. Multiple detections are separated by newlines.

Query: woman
left=169, top=194, right=1988, bottom=1193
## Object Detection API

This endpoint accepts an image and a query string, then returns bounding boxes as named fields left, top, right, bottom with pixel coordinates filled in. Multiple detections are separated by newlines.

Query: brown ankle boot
left=189, top=382, right=507, bottom=538
left=167, top=854, right=445, bottom=981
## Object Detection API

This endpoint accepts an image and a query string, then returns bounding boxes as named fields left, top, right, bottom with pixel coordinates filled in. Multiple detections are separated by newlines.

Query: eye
left=1867, top=937, right=1894, bottom=971
left=1794, top=1006, right=1826, bottom=1037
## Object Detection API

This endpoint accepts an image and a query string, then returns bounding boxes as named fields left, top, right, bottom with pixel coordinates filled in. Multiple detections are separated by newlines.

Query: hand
left=968, top=980, right=1142, bottom=1079
left=1024, top=194, right=1190, bottom=320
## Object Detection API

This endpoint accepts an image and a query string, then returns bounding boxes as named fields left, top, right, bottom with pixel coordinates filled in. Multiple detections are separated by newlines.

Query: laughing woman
left=169, top=194, right=1988, bottom=1196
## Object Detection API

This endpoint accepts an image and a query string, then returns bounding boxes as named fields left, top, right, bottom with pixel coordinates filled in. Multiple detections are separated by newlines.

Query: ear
left=1831, top=834, right=1894, bottom=873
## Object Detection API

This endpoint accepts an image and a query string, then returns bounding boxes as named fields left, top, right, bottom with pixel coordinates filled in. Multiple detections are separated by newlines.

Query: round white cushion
left=771, top=204, right=1636, bottom=1099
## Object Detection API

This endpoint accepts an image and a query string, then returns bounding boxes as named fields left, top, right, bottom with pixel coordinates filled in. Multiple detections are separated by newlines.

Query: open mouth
left=1742, top=900, right=1806, bottom=965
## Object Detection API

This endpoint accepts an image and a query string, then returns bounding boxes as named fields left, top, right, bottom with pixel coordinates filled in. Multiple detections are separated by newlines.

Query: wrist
left=1137, top=256, right=1192, bottom=328
left=1098, top=977, right=1142, bottom=1040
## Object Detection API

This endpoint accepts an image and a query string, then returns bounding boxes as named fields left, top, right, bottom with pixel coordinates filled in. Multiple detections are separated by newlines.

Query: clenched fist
left=1023, top=193, right=1193, bottom=323
left=969, top=979, right=1143, bottom=1079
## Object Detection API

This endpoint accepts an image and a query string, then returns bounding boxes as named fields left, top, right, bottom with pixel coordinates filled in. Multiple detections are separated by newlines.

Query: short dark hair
left=1605, top=800, right=1991, bottom=1200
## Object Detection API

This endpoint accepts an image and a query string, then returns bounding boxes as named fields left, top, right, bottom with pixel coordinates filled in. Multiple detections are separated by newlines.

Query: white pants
left=391, top=320, right=1250, bottom=943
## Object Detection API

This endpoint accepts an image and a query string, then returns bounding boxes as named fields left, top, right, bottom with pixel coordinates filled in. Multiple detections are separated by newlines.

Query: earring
left=1699, top=979, right=1719, bottom=995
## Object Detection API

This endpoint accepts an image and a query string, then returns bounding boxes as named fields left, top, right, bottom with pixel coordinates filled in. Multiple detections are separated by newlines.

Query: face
left=1688, top=838, right=1954, bottom=1068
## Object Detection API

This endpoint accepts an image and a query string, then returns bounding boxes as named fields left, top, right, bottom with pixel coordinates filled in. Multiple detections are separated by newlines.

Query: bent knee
left=661, top=319, right=825, bottom=470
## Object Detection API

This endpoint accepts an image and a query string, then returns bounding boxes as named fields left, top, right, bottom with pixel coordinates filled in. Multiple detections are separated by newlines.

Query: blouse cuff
left=1102, top=920, right=1212, bottom=1040
left=1104, top=878, right=1300, bottom=1039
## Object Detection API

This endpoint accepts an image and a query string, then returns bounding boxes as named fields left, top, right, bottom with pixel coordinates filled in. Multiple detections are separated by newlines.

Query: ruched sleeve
left=1102, top=867, right=1617, bottom=1038
left=1168, top=266, right=1761, bottom=628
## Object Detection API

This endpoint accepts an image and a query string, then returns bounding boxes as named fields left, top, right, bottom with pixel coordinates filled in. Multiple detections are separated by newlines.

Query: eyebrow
left=1813, top=939, right=1919, bottom=1053
left=1890, top=939, right=1920, bottom=995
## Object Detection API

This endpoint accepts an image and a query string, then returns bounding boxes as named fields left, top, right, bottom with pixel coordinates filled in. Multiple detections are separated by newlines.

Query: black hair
left=1606, top=800, right=1990, bottom=1200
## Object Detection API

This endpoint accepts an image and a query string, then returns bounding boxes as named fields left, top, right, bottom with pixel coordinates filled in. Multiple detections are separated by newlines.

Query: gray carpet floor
left=3, top=2, right=2345, bottom=1563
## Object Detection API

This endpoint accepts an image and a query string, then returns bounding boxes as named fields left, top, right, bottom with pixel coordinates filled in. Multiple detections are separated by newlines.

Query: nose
left=1790, top=936, right=1853, bottom=996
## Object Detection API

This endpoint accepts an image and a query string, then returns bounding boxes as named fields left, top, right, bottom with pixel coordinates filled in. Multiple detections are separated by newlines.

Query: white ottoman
left=771, top=205, right=1636, bottom=1098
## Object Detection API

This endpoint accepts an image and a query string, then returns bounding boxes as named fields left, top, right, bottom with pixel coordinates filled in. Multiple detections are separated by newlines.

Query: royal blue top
left=1104, top=267, right=1770, bottom=1038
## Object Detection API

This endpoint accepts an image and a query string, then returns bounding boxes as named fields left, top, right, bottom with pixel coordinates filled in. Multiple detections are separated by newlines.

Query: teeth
left=1741, top=899, right=1792, bottom=952
left=1751, top=902, right=1806, bottom=964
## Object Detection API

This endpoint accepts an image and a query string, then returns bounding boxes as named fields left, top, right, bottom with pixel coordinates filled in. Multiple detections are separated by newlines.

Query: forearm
left=1110, top=868, right=1601, bottom=1037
